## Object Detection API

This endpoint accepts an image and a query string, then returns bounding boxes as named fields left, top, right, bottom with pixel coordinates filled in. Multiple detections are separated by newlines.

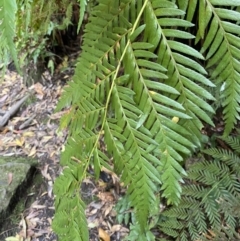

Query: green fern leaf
left=191, top=1, right=240, bottom=135
left=160, top=135, right=240, bottom=241
left=52, top=167, right=89, bottom=241
left=0, top=0, right=18, bottom=71
left=77, top=0, right=87, bottom=33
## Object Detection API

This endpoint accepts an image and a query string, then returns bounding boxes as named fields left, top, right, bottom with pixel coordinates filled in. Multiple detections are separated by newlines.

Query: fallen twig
left=0, top=94, right=30, bottom=127
left=19, top=114, right=36, bottom=130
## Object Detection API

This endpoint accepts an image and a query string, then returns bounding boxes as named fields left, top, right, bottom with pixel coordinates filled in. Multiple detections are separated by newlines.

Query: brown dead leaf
left=89, top=208, right=98, bottom=215
left=98, top=228, right=110, bottom=241
left=0, top=94, right=8, bottom=103
left=19, top=215, right=27, bottom=238
left=48, top=180, right=53, bottom=197
left=41, top=136, right=53, bottom=143
left=97, top=192, right=114, bottom=202
left=31, top=204, right=46, bottom=209
left=15, top=137, right=25, bottom=147
left=41, top=164, right=51, bottom=180
left=0, top=127, right=10, bottom=134
left=23, top=131, right=35, bottom=137
left=207, top=229, right=216, bottom=237
left=28, top=146, right=36, bottom=157
left=25, top=210, right=40, bottom=220
left=33, top=82, right=44, bottom=96
left=34, top=229, right=50, bottom=237
left=110, top=224, right=122, bottom=234
left=103, top=204, right=113, bottom=217
left=47, top=217, right=52, bottom=225
left=50, top=110, right=68, bottom=120
left=40, top=191, right=48, bottom=197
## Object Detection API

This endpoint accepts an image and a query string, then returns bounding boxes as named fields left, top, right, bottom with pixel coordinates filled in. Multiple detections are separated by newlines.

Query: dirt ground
left=0, top=65, right=128, bottom=241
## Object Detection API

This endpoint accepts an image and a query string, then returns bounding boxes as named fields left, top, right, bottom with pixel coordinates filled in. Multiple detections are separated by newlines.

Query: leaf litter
left=0, top=69, right=129, bottom=241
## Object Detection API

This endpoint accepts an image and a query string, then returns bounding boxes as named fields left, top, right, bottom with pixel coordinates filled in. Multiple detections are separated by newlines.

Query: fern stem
left=82, top=0, right=149, bottom=177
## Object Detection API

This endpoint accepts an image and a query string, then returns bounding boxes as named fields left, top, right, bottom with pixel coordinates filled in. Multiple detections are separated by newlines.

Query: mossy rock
left=0, top=156, right=37, bottom=226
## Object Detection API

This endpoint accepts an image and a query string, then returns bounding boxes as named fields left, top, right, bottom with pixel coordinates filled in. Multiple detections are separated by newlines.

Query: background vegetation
left=1, top=0, right=240, bottom=240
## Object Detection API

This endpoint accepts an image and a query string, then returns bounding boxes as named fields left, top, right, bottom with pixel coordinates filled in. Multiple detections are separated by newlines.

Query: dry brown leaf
left=15, top=137, right=25, bottom=146
left=98, top=228, right=110, bottom=241
left=49, top=150, right=56, bottom=157
left=41, top=136, right=53, bottom=143
left=50, top=110, right=67, bottom=120
left=28, top=146, right=36, bottom=157
left=104, top=204, right=113, bottom=217
left=0, top=94, right=8, bottom=103
left=89, top=208, right=98, bottom=215
left=26, top=217, right=39, bottom=228
left=97, top=192, right=114, bottom=202
left=0, top=127, right=10, bottom=134
left=41, top=164, right=51, bottom=180
left=31, top=204, right=46, bottom=209
left=110, top=224, right=122, bottom=233
left=34, top=82, right=44, bottom=96
left=23, top=131, right=35, bottom=137
left=47, top=180, right=53, bottom=197
left=207, top=229, right=216, bottom=237
left=19, top=215, right=27, bottom=238
left=40, top=191, right=48, bottom=197
left=25, top=210, right=40, bottom=220
left=47, top=217, right=52, bottom=225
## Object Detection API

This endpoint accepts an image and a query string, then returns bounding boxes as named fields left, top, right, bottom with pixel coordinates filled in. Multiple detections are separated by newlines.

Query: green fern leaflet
left=159, top=134, right=240, bottom=241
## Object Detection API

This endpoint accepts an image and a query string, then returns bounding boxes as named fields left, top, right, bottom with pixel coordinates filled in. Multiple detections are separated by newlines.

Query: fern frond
left=204, top=136, right=240, bottom=178
left=187, top=1, right=240, bottom=135
left=160, top=136, right=240, bottom=241
left=0, top=0, right=18, bottom=71
left=52, top=166, right=89, bottom=241
left=144, top=1, right=215, bottom=202
left=220, top=134, right=240, bottom=154
left=57, top=2, right=73, bottom=30
left=77, top=0, right=87, bottom=33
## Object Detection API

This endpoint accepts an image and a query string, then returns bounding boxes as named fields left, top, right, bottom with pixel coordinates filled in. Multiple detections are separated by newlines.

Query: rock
left=0, top=156, right=37, bottom=226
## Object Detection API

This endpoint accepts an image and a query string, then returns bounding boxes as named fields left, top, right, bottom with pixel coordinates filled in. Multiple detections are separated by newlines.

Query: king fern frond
left=52, top=165, right=89, bottom=241
left=54, top=0, right=216, bottom=239
left=77, top=0, right=87, bottom=33
left=0, top=0, right=18, bottom=72
left=220, top=134, right=240, bottom=154
left=185, top=0, right=240, bottom=136
left=159, top=135, right=240, bottom=241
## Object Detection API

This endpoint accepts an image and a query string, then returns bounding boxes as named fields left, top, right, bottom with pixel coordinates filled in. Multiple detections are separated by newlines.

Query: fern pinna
left=53, top=0, right=240, bottom=240
left=159, top=135, right=240, bottom=241
left=185, top=0, right=240, bottom=136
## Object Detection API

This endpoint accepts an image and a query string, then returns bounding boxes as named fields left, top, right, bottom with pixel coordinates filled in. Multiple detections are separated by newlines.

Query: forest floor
left=0, top=57, right=128, bottom=241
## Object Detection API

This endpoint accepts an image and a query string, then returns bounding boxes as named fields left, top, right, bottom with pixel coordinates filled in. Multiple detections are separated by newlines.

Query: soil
left=0, top=60, right=128, bottom=241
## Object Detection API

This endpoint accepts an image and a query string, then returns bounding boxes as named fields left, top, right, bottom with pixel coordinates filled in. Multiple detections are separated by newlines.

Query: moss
left=0, top=157, right=42, bottom=239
